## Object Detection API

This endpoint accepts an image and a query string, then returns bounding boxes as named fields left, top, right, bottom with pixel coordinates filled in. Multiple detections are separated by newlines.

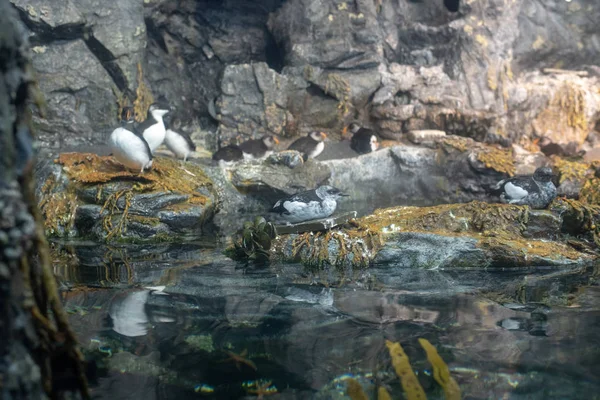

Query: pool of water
left=53, top=240, right=600, bottom=399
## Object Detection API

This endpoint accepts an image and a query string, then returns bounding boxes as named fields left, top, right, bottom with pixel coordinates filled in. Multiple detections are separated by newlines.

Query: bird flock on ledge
left=108, top=102, right=558, bottom=227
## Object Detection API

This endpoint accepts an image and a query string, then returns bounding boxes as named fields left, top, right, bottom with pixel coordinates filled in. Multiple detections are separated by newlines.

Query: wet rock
left=266, top=150, right=304, bottom=169
left=37, top=153, right=217, bottom=242
left=270, top=200, right=599, bottom=269
left=274, top=211, right=357, bottom=235
left=229, top=158, right=331, bottom=199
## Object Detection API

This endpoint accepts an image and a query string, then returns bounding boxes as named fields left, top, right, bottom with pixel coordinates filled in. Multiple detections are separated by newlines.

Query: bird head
left=348, top=123, right=362, bottom=134
left=262, top=135, right=280, bottom=149
left=149, top=103, right=170, bottom=119
left=533, top=166, right=554, bottom=183
left=310, top=131, right=327, bottom=142
left=316, top=185, right=349, bottom=200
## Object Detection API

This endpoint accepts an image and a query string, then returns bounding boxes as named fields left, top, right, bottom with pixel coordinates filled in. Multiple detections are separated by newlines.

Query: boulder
left=270, top=199, right=599, bottom=269
left=36, top=153, right=217, bottom=242
left=222, top=137, right=520, bottom=213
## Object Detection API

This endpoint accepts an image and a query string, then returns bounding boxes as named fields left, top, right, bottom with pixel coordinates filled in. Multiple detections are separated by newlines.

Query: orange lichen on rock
left=553, top=157, right=591, bottom=184
left=476, top=146, right=515, bottom=176
left=56, top=153, right=212, bottom=203
left=533, top=82, right=589, bottom=145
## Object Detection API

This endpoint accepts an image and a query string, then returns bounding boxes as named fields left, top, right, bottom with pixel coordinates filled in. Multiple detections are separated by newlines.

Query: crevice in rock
left=144, top=17, right=168, bottom=54
left=12, top=7, right=85, bottom=45
left=83, top=34, right=129, bottom=94
left=264, top=29, right=284, bottom=73
left=306, top=83, right=340, bottom=102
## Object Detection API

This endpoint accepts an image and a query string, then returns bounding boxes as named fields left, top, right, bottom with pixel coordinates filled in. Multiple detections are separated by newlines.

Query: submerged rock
left=37, top=153, right=217, bottom=242
left=270, top=200, right=600, bottom=270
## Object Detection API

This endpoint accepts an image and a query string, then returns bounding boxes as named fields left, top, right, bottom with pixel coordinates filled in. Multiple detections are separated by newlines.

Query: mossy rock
left=37, top=153, right=218, bottom=243
left=271, top=200, right=599, bottom=270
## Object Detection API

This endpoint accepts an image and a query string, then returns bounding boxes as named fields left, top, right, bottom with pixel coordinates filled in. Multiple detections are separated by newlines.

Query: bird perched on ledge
left=108, top=107, right=153, bottom=173
left=348, top=123, right=379, bottom=155
left=490, top=166, right=557, bottom=209
left=239, top=135, right=279, bottom=160
left=270, top=185, right=349, bottom=224
left=164, top=115, right=196, bottom=163
left=287, top=131, right=327, bottom=161
left=137, top=103, right=170, bottom=154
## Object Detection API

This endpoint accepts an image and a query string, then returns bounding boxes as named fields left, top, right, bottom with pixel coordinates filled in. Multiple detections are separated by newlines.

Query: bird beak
left=320, top=132, right=328, bottom=140
left=273, top=137, right=280, bottom=145
left=339, top=192, right=350, bottom=197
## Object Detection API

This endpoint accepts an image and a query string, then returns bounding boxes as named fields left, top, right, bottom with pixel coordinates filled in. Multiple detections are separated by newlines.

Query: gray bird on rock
left=270, top=185, right=349, bottom=224
left=491, top=166, right=557, bottom=209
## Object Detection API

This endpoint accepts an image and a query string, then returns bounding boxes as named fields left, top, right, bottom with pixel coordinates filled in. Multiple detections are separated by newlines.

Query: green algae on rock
left=269, top=200, right=598, bottom=271
left=38, top=153, right=217, bottom=242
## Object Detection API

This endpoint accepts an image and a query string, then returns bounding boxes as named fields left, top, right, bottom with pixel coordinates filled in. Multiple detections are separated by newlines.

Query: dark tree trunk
left=0, top=0, right=88, bottom=398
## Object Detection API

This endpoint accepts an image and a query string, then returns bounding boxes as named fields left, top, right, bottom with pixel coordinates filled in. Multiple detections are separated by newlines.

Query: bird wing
left=500, top=177, right=536, bottom=199
left=270, top=190, right=321, bottom=214
left=239, top=139, right=263, bottom=153
left=212, top=145, right=242, bottom=161
left=134, top=131, right=153, bottom=160
left=287, top=137, right=311, bottom=152
left=135, top=117, right=158, bottom=134
left=179, top=131, right=196, bottom=151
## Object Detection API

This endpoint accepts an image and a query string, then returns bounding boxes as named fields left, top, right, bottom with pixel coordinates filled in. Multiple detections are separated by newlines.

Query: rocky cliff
left=12, top=0, right=600, bottom=154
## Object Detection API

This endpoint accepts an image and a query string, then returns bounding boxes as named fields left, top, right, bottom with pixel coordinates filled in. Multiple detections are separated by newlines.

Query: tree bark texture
left=0, top=0, right=89, bottom=398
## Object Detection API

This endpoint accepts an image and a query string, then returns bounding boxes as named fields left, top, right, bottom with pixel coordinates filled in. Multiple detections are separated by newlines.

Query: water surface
left=54, top=241, right=600, bottom=399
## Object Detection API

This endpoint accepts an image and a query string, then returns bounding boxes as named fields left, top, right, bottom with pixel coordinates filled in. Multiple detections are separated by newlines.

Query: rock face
left=12, top=0, right=146, bottom=147
left=13, top=0, right=600, bottom=154
left=36, top=153, right=217, bottom=242
left=215, top=136, right=522, bottom=215
left=270, top=199, right=600, bottom=270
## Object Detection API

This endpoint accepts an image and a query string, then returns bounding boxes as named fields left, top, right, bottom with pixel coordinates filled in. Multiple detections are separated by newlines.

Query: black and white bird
left=164, top=115, right=196, bottom=162
left=212, top=144, right=244, bottom=163
left=490, top=167, right=557, bottom=209
left=349, top=123, right=379, bottom=155
left=270, top=185, right=349, bottom=224
left=137, top=103, right=170, bottom=154
left=287, top=131, right=327, bottom=161
left=108, top=107, right=153, bottom=173
left=239, top=135, right=279, bottom=160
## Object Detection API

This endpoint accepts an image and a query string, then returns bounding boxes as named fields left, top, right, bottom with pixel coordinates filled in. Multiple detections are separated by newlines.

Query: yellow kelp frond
left=418, top=338, right=461, bottom=400
left=377, top=386, right=393, bottom=400
left=346, top=378, right=369, bottom=400
left=385, top=340, right=427, bottom=400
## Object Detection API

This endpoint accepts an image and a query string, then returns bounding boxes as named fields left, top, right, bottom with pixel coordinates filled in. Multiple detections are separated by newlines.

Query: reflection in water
left=54, top=242, right=600, bottom=399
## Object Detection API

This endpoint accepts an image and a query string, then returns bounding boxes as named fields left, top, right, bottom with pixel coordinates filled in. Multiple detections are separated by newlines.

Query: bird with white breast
left=270, top=185, right=349, bottom=224
left=108, top=107, right=153, bottom=173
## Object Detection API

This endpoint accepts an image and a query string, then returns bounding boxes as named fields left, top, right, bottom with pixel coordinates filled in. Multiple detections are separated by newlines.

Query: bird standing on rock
left=349, top=123, right=379, bottom=155
left=491, top=166, right=557, bottom=209
left=137, top=103, right=170, bottom=154
left=287, top=131, right=327, bottom=161
left=212, top=144, right=243, bottom=163
left=239, top=135, right=279, bottom=160
left=270, top=185, right=349, bottom=224
left=164, top=115, right=196, bottom=163
left=108, top=107, right=153, bottom=173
